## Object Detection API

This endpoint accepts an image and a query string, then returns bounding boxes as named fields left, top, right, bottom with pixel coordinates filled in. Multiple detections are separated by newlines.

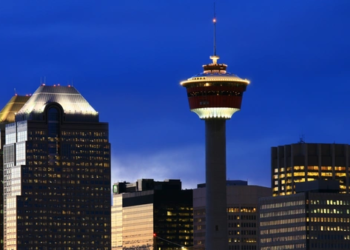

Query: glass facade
left=3, top=87, right=111, bottom=249
left=123, top=204, right=154, bottom=249
left=0, top=95, right=30, bottom=250
left=271, top=143, right=350, bottom=196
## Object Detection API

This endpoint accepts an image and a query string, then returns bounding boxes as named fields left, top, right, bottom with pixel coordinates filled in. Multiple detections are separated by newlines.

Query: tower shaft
left=205, top=119, right=228, bottom=250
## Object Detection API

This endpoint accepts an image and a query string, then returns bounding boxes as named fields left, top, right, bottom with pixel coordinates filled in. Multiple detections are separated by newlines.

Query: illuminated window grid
left=271, top=144, right=350, bottom=197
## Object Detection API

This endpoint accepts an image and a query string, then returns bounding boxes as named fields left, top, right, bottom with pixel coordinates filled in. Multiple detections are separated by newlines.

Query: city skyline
left=1, top=1, right=350, bottom=189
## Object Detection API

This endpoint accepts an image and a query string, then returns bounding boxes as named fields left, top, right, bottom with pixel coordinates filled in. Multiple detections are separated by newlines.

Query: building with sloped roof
left=0, top=95, right=30, bottom=250
left=3, top=85, right=111, bottom=249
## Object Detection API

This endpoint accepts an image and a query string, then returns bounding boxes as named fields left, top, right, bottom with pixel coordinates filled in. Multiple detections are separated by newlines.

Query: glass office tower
left=0, top=95, right=30, bottom=250
left=271, top=143, right=350, bottom=196
left=3, top=85, right=111, bottom=250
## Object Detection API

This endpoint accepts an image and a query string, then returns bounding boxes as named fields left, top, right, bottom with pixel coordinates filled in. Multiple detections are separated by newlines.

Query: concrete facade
left=259, top=182, right=350, bottom=250
left=205, top=119, right=228, bottom=250
left=193, top=182, right=271, bottom=250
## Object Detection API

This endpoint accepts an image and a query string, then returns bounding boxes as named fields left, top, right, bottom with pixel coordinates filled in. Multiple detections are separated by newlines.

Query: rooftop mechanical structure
left=180, top=15, right=250, bottom=250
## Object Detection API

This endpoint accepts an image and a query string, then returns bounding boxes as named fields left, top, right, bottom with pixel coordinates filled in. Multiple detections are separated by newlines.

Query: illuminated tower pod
left=181, top=55, right=249, bottom=250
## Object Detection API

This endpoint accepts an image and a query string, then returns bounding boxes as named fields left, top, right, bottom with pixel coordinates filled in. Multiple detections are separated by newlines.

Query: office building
left=3, top=85, right=111, bottom=249
left=111, top=179, right=193, bottom=250
left=259, top=180, right=350, bottom=250
left=271, top=142, right=350, bottom=196
left=193, top=181, right=271, bottom=250
left=180, top=16, right=250, bottom=250
left=0, top=95, right=30, bottom=250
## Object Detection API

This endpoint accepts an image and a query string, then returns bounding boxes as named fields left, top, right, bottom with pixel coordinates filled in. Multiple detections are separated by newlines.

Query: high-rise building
left=193, top=181, right=271, bottom=250
left=271, top=142, right=350, bottom=196
left=0, top=95, right=30, bottom=250
left=3, top=85, right=111, bottom=249
left=111, top=179, right=193, bottom=250
left=180, top=16, right=250, bottom=250
left=259, top=180, right=350, bottom=250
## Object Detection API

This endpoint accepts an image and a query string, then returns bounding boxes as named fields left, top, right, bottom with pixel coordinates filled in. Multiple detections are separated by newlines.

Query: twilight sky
left=1, top=1, right=350, bottom=189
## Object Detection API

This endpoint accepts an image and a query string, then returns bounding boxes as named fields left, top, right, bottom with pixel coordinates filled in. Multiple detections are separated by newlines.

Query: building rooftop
left=0, top=95, right=30, bottom=124
left=16, top=85, right=99, bottom=122
left=113, top=179, right=182, bottom=194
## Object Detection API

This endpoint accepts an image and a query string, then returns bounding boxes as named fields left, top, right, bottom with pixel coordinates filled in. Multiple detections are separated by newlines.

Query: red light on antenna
left=68, top=85, right=71, bottom=87
left=153, top=233, right=157, bottom=237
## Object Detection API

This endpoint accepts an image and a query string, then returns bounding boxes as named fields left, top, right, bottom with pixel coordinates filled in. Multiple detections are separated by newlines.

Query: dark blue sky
left=1, top=0, right=350, bottom=188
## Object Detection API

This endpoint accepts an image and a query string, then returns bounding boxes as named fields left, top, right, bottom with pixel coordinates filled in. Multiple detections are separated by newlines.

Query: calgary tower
left=180, top=13, right=250, bottom=250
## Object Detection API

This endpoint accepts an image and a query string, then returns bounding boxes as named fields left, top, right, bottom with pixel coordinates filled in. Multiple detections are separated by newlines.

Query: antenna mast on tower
left=213, top=3, right=217, bottom=56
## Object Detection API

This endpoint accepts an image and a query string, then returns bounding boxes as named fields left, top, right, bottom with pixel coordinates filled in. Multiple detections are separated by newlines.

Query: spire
left=213, top=3, right=217, bottom=56
left=210, top=3, right=220, bottom=65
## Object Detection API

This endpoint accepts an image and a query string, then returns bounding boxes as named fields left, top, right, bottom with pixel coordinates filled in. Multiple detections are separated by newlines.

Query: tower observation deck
left=181, top=55, right=249, bottom=119
left=180, top=17, right=250, bottom=250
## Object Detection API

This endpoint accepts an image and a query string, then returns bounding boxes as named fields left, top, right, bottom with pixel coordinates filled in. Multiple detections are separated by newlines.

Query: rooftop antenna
left=210, top=3, right=220, bottom=65
left=213, top=2, right=217, bottom=56
left=14, top=88, right=17, bottom=96
left=299, top=134, right=305, bottom=143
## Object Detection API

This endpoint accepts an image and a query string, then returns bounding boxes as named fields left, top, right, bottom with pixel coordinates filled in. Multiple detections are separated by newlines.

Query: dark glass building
left=271, top=142, right=350, bottom=196
left=111, top=179, right=193, bottom=250
left=3, top=85, right=111, bottom=249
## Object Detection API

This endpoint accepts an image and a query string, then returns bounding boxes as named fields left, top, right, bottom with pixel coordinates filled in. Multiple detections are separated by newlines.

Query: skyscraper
left=0, top=95, right=30, bottom=250
left=180, top=16, right=250, bottom=250
left=271, top=142, right=350, bottom=196
left=3, top=85, right=111, bottom=249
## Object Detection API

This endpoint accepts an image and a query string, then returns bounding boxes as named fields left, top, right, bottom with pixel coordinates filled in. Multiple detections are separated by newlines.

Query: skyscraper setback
left=3, top=85, right=111, bottom=249
left=180, top=16, right=250, bottom=250
left=0, top=95, right=30, bottom=250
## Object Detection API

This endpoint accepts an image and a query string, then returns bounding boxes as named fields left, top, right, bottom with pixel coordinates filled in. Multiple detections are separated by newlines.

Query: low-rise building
left=112, top=179, right=193, bottom=250
left=259, top=180, right=350, bottom=250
